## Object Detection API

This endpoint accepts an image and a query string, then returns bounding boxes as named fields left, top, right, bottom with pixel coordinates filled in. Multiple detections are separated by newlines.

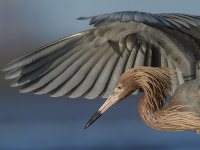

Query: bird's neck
left=127, top=67, right=200, bottom=131
left=132, top=67, right=172, bottom=130
left=136, top=69, right=200, bottom=131
left=138, top=91, right=166, bottom=130
left=138, top=94, right=200, bottom=131
left=132, top=67, right=172, bottom=112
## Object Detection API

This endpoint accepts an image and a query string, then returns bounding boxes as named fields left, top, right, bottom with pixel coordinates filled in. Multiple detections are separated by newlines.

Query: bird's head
left=84, top=67, right=172, bottom=129
left=84, top=69, right=139, bottom=129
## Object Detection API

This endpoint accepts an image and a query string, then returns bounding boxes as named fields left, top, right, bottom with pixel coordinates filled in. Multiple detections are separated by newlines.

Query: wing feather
left=102, top=49, right=130, bottom=98
left=134, top=44, right=147, bottom=67
left=68, top=46, right=114, bottom=98
left=160, top=53, right=168, bottom=67
left=11, top=42, right=83, bottom=87
left=125, top=45, right=139, bottom=70
left=50, top=45, right=108, bottom=97
left=84, top=51, right=120, bottom=99
left=144, top=45, right=152, bottom=66
left=2, top=34, right=83, bottom=71
left=33, top=44, right=95, bottom=95
left=19, top=43, right=89, bottom=93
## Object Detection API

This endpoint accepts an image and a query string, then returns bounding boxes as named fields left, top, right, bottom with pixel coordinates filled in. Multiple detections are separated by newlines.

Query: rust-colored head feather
left=118, top=67, right=173, bottom=110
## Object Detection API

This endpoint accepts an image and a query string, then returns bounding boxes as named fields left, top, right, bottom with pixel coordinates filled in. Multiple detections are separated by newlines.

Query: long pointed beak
left=84, top=92, right=120, bottom=129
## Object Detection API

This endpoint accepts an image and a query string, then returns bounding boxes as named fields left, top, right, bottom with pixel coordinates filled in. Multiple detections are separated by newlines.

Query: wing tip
left=50, top=94, right=62, bottom=98
left=77, top=17, right=91, bottom=20
left=1, top=64, right=12, bottom=72
left=10, top=81, right=22, bottom=88
left=1, top=58, right=23, bottom=72
left=4, top=71, right=21, bottom=80
left=19, top=89, right=27, bottom=94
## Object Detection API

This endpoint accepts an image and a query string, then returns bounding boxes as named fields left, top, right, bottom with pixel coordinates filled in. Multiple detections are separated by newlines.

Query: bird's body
left=2, top=11, right=200, bottom=133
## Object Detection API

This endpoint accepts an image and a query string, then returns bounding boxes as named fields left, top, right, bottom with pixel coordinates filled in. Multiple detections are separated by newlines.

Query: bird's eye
left=117, top=84, right=123, bottom=89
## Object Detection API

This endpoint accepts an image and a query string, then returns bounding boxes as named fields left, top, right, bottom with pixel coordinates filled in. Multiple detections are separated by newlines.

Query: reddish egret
left=2, top=11, right=200, bottom=133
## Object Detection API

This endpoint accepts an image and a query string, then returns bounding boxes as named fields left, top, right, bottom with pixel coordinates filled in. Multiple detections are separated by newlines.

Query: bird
left=2, top=11, right=200, bottom=133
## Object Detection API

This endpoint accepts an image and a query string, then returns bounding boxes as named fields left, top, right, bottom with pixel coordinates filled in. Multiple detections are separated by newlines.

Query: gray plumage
left=2, top=11, right=200, bottom=100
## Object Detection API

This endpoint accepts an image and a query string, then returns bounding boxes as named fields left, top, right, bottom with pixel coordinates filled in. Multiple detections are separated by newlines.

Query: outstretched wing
left=2, top=11, right=199, bottom=99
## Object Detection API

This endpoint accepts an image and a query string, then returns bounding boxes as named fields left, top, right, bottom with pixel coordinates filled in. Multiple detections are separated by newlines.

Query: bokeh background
left=1, top=0, right=200, bottom=149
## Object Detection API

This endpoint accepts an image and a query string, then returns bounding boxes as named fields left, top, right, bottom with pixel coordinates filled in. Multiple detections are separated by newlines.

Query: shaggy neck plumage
left=130, top=67, right=172, bottom=129
left=132, top=67, right=172, bottom=111
left=131, top=67, right=200, bottom=131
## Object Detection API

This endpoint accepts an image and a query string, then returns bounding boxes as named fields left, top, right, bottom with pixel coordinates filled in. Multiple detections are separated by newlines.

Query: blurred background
left=1, top=0, right=200, bottom=149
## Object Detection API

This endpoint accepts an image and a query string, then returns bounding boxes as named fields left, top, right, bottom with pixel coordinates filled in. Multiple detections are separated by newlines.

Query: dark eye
left=117, top=84, right=123, bottom=89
